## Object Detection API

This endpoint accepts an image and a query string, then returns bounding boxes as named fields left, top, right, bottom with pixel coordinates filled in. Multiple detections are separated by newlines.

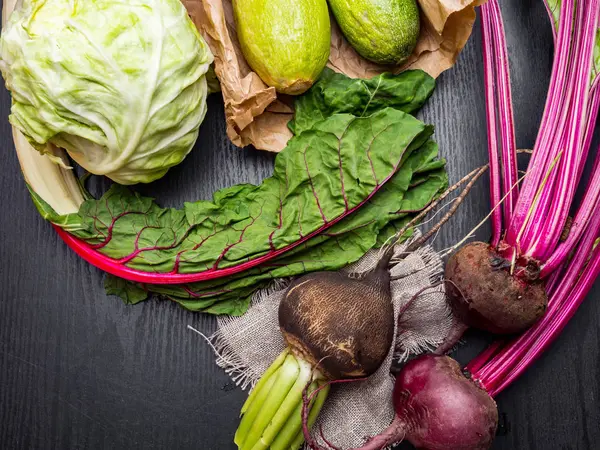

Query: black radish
left=234, top=247, right=396, bottom=450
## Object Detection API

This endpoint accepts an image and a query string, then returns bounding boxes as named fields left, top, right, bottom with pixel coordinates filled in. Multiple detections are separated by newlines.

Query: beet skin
left=445, top=242, right=548, bottom=334
left=395, top=354, right=499, bottom=450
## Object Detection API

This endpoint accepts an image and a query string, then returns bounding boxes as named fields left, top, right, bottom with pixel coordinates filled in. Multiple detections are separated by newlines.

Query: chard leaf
left=109, top=142, right=448, bottom=315
left=104, top=275, right=149, bottom=305
left=289, top=68, right=435, bottom=135
left=64, top=108, right=434, bottom=276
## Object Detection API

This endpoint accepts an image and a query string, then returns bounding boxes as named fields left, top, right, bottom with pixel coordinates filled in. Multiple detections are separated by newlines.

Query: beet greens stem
left=505, top=0, right=575, bottom=248
left=302, top=379, right=362, bottom=450
left=576, top=86, right=600, bottom=180
left=489, top=0, right=519, bottom=229
left=527, top=0, right=600, bottom=261
left=542, top=137, right=600, bottom=277
left=481, top=2, right=504, bottom=247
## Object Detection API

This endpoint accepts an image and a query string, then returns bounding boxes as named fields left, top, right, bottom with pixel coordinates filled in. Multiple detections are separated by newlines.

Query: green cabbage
left=0, top=0, right=213, bottom=184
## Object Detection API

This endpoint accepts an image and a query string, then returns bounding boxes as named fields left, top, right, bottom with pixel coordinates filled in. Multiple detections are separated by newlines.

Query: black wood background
left=1, top=1, right=599, bottom=449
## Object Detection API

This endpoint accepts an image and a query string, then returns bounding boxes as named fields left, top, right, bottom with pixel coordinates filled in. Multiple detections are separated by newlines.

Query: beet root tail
left=351, top=415, right=406, bottom=450
left=433, top=320, right=469, bottom=355
left=305, top=415, right=406, bottom=450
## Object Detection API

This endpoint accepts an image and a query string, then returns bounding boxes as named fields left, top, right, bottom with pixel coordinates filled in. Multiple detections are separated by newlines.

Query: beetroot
left=309, top=354, right=499, bottom=450
left=445, top=242, right=547, bottom=334
left=393, top=355, right=498, bottom=450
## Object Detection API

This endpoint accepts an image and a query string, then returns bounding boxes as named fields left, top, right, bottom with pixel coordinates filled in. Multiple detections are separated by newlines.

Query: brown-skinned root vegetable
left=234, top=254, right=395, bottom=450
left=306, top=355, right=498, bottom=450
left=445, top=242, right=548, bottom=335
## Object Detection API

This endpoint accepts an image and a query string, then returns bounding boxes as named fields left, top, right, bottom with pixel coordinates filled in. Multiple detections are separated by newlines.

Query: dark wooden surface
left=1, top=1, right=599, bottom=449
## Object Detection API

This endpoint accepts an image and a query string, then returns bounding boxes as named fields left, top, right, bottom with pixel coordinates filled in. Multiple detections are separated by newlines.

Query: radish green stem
left=241, top=348, right=290, bottom=415
left=290, top=382, right=329, bottom=450
left=235, top=351, right=329, bottom=450
left=235, top=365, right=279, bottom=446
left=253, top=358, right=314, bottom=449
left=270, top=381, right=319, bottom=450
left=238, top=354, right=300, bottom=449
left=301, top=378, right=367, bottom=450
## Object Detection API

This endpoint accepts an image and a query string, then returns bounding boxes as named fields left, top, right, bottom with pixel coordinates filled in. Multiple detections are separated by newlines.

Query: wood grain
left=1, top=1, right=599, bottom=449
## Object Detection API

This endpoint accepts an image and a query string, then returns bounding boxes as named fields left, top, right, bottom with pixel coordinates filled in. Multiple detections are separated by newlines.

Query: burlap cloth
left=197, top=232, right=457, bottom=448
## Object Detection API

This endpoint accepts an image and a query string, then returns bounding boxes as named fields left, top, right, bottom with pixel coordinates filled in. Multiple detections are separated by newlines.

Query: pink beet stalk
left=463, top=0, right=600, bottom=393
left=489, top=0, right=519, bottom=228
left=486, top=0, right=600, bottom=268
left=504, top=0, right=575, bottom=249
left=481, top=1, right=504, bottom=247
left=542, top=141, right=600, bottom=277
left=527, top=1, right=599, bottom=261
left=481, top=0, right=520, bottom=241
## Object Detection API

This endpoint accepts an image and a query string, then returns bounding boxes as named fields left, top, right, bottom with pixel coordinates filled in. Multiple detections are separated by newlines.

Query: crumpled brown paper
left=184, top=0, right=485, bottom=152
